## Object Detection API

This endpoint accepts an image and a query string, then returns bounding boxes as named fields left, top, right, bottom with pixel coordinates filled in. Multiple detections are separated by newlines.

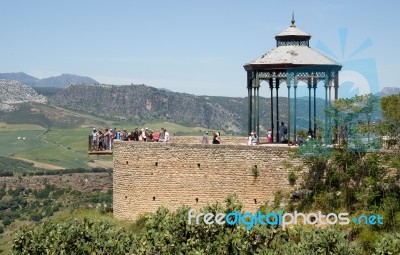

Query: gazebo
left=244, top=15, right=342, bottom=143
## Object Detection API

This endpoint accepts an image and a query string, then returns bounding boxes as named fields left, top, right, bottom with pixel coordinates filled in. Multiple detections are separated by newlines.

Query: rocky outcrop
left=0, top=80, right=47, bottom=111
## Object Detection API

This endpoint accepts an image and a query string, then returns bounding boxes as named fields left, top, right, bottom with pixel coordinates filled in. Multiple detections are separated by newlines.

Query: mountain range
left=0, top=72, right=97, bottom=88
left=0, top=72, right=398, bottom=134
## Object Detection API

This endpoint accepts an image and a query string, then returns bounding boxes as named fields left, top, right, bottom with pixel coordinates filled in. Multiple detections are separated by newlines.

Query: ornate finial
left=291, top=11, right=295, bottom=26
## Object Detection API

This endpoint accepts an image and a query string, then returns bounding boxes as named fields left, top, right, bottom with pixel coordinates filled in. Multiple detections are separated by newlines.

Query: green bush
left=288, top=171, right=297, bottom=185
left=2, top=217, right=12, bottom=226
left=12, top=217, right=138, bottom=254
left=11, top=194, right=400, bottom=254
left=251, top=166, right=259, bottom=177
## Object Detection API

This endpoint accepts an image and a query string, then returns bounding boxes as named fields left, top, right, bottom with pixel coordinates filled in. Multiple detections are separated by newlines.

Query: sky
left=0, top=1, right=399, bottom=97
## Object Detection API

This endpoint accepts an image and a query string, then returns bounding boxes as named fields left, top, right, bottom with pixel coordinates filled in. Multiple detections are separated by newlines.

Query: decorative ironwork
left=277, top=40, right=309, bottom=46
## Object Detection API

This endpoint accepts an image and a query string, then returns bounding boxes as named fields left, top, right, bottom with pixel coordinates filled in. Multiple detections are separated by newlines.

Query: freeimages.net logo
left=188, top=209, right=383, bottom=230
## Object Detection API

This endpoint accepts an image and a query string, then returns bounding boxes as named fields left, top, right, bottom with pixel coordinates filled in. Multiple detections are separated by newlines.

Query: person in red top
left=153, top=130, right=160, bottom=142
left=267, top=129, right=272, bottom=143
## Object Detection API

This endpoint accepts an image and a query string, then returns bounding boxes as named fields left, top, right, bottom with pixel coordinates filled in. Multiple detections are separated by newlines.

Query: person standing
left=121, top=128, right=128, bottom=141
left=159, top=128, right=165, bottom=142
left=202, top=131, right=209, bottom=144
left=267, top=129, right=272, bottom=143
left=251, top=131, right=258, bottom=145
left=247, top=132, right=253, bottom=145
left=279, top=122, right=287, bottom=143
left=164, top=129, right=170, bottom=142
left=91, top=128, right=98, bottom=151
left=212, top=131, right=221, bottom=144
left=153, top=130, right=160, bottom=142
left=133, top=128, right=139, bottom=141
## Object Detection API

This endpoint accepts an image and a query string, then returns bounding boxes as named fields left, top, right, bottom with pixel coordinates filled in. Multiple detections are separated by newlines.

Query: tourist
left=121, top=128, right=128, bottom=141
left=109, top=129, right=114, bottom=149
left=251, top=131, right=258, bottom=145
left=202, top=131, right=209, bottom=144
left=148, top=129, right=154, bottom=142
left=139, top=128, right=145, bottom=142
left=307, top=129, right=314, bottom=140
left=267, top=129, right=272, bottom=143
left=164, top=129, right=170, bottom=142
left=91, top=128, right=98, bottom=151
left=247, top=132, right=253, bottom=145
left=296, top=135, right=304, bottom=146
left=279, top=122, right=287, bottom=143
left=116, top=129, right=121, bottom=140
left=103, top=128, right=110, bottom=150
left=212, top=131, right=221, bottom=144
left=98, top=131, right=104, bottom=150
left=252, top=130, right=258, bottom=145
left=127, top=131, right=135, bottom=141
left=159, top=128, right=165, bottom=142
left=153, top=130, right=160, bottom=142
left=133, top=128, right=139, bottom=141
left=144, top=128, right=150, bottom=142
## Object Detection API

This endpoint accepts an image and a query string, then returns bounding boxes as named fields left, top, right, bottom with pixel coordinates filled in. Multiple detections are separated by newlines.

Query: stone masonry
left=113, top=141, right=303, bottom=220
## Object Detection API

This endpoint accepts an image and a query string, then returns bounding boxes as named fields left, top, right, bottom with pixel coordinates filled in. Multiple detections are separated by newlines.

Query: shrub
left=30, top=213, right=43, bottom=222
left=288, top=171, right=297, bottom=185
left=2, top=217, right=12, bottom=226
left=251, top=166, right=259, bottom=177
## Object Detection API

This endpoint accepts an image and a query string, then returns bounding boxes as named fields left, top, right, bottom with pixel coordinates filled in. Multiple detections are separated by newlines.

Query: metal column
left=276, top=78, right=280, bottom=142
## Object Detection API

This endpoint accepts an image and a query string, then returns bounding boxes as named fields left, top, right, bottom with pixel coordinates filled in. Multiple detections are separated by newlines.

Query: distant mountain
left=376, top=87, right=400, bottom=97
left=0, top=72, right=39, bottom=87
left=36, top=74, right=98, bottom=88
left=0, top=80, right=47, bottom=111
left=0, top=72, right=98, bottom=88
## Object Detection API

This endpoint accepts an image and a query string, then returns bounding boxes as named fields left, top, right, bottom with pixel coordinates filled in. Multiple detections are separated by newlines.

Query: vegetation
left=4, top=93, right=400, bottom=253
left=288, top=171, right=297, bottom=185
left=0, top=156, right=110, bottom=176
left=10, top=194, right=400, bottom=254
left=0, top=181, right=112, bottom=253
left=251, top=165, right=259, bottom=177
left=377, top=94, right=400, bottom=149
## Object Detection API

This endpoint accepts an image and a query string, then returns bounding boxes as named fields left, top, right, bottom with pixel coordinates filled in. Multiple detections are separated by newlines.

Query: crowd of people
left=90, top=121, right=309, bottom=151
left=246, top=121, right=314, bottom=146
left=91, top=127, right=170, bottom=151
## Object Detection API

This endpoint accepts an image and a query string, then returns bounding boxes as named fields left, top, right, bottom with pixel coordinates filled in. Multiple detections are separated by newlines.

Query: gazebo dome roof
left=244, top=15, right=342, bottom=71
left=275, top=25, right=311, bottom=37
left=245, top=45, right=341, bottom=67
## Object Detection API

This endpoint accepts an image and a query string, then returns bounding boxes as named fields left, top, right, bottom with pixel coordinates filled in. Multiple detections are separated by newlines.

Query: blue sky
left=0, top=1, right=398, bottom=97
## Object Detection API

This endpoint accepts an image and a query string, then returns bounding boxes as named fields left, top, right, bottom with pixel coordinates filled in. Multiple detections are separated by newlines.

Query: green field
left=0, top=123, right=95, bottom=168
left=0, top=119, right=211, bottom=169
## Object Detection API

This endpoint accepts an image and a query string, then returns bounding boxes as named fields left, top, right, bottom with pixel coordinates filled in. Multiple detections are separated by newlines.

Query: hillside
left=1, top=79, right=386, bottom=134
left=0, top=80, right=47, bottom=111
left=50, top=84, right=327, bottom=134
left=0, top=72, right=98, bottom=88
left=52, top=84, right=246, bottom=133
